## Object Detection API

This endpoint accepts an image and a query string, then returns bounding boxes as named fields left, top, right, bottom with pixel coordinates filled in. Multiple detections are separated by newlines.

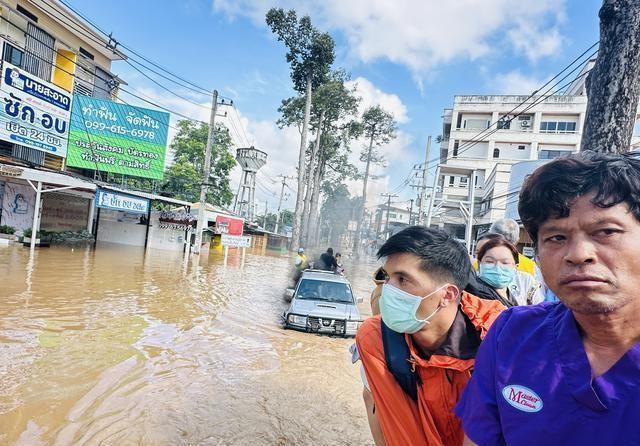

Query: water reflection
left=0, top=244, right=378, bottom=445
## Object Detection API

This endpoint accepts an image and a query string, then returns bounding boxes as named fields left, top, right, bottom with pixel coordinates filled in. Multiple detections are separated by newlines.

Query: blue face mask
left=379, top=283, right=449, bottom=334
left=479, top=264, right=516, bottom=289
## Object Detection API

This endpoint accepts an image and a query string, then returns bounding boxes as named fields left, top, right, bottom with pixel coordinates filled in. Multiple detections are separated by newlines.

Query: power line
left=0, top=12, right=218, bottom=132
left=51, top=0, right=213, bottom=96
left=420, top=42, right=598, bottom=179
left=33, top=0, right=235, bottom=125
left=449, top=51, right=597, bottom=160
left=123, top=58, right=212, bottom=110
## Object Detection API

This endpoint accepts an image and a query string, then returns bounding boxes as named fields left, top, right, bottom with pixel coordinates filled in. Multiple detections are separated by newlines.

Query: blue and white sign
left=0, top=62, right=72, bottom=157
left=95, top=189, right=149, bottom=214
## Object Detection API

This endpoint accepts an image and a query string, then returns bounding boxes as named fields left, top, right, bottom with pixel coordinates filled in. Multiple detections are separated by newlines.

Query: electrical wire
left=50, top=0, right=214, bottom=96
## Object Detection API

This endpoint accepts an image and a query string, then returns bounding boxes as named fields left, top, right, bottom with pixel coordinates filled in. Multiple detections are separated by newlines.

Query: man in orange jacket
left=356, top=226, right=504, bottom=446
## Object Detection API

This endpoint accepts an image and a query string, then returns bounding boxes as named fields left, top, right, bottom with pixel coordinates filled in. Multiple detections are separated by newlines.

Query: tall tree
left=278, top=71, right=361, bottom=246
left=353, top=106, right=397, bottom=257
left=319, top=182, right=355, bottom=246
left=581, top=0, right=640, bottom=153
left=266, top=8, right=335, bottom=250
left=311, top=150, right=359, bottom=247
left=162, top=120, right=236, bottom=206
left=304, top=73, right=360, bottom=245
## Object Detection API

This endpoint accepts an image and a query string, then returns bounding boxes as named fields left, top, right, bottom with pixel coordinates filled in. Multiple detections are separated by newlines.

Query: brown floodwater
left=0, top=243, right=380, bottom=445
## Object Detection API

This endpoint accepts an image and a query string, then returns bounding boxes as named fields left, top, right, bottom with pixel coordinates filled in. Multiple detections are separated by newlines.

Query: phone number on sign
left=84, top=121, right=155, bottom=139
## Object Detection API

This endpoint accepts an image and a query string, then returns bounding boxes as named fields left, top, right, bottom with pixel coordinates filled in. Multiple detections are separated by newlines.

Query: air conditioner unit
left=521, top=120, right=531, bottom=127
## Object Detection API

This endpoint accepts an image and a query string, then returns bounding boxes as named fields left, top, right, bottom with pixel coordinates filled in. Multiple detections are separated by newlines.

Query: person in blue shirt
left=456, top=152, right=640, bottom=446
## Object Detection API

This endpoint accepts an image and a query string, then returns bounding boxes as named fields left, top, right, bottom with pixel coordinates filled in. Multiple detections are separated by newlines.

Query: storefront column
left=87, top=197, right=95, bottom=233
left=29, top=181, right=42, bottom=251
left=143, top=203, right=152, bottom=249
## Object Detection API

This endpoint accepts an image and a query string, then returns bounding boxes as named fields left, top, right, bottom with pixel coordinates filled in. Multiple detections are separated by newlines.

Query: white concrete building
left=375, top=204, right=412, bottom=237
left=431, top=94, right=588, bottom=245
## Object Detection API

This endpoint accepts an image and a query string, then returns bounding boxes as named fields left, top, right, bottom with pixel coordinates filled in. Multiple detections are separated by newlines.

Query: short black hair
left=377, top=226, right=471, bottom=290
left=519, top=152, right=640, bottom=244
left=327, top=247, right=333, bottom=255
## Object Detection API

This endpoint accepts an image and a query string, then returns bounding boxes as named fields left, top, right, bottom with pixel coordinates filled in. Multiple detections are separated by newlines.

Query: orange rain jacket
left=355, top=292, right=504, bottom=446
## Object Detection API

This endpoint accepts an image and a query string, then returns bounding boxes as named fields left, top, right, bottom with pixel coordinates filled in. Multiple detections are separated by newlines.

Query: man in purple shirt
left=456, top=152, right=640, bottom=446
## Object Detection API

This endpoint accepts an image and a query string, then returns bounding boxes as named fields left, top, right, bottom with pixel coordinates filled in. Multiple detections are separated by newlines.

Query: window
left=23, top=23, right=55, bottom=80
left=453, top=140, right=459, bottom=157
left=497, top=117, right=511, bottom=130
left=539, top=150, right=573, bottom=159
left=540, top=121, right=577, bottom=133
left=3, top=43, right=23, bottom=67
left=388, top=212, right=397, bottom=219
left=79, top=47, right=95, bottom=60
left=460, top=177, right=468, bottom=187
left=493, top=148, right=500, bottom=158
left=456, top=113, right=463, bottom=129
left=464, top=119, right=490, bottom=130
left=518, top=145, right=526, bottom=150
left=16, top=5, right=38, bottom=22
left=449, top=176, right=455, bottom=186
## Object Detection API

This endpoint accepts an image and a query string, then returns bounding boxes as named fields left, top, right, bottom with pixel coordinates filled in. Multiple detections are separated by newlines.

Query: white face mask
left=379, top=283, right=450, bottom=334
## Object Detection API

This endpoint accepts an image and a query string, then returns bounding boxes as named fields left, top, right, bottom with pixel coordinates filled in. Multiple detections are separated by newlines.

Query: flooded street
left=0, top=244, right=379, bottom=445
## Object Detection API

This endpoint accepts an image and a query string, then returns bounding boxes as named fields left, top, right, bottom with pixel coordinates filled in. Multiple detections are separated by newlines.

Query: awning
left=99, top=185, right=192, bottom=207
left=0, top=162, right=96, bottom=190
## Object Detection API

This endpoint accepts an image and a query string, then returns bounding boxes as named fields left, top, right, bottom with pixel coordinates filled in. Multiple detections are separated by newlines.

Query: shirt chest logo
left=502, top=385, right=543, bottom=413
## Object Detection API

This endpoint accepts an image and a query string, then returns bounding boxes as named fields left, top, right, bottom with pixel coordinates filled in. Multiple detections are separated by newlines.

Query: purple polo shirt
left=455, top=302, right=640, bottom=446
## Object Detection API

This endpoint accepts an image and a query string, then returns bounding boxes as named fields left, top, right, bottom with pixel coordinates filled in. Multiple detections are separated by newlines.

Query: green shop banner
left=66, top=95, right=169, bottom=180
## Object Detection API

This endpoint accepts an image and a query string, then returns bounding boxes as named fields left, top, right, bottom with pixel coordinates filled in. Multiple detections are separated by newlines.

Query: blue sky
left=71, top=0, right=601, bottom=212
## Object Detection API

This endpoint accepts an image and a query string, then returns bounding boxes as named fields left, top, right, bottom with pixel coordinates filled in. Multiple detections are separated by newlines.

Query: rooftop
left=301, top=270, right=350, bottom=284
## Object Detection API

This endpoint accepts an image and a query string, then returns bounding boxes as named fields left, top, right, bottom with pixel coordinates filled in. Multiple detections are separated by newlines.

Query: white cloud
left=341, top=77, right=413, bottom=204
left=508, top=23, right=563, bottom=62
left=492, top=70, right=546, bottom=95
left=212, top=0, right=567, bottom=77
left=125, top=76, right=413, bottom=212
left=347, top=77, right=408, bottom=123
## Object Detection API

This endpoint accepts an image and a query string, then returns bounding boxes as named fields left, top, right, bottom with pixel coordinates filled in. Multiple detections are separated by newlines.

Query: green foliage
left=359, top=105, right=398, bottom=165
left=256, top=209, right=294, bottom=233
left=161, top=120, right=236, bottom=206
left=266, top=8, right=335, bottom=92
left=277, top=70, right=361, bottom=180
left=0, top=225, right=15, bottom=234
left=319, top=183, right=357, bottom=242
left=23, top=228, right=47, bottom=238
left=280, top=209, right=295, bottom=227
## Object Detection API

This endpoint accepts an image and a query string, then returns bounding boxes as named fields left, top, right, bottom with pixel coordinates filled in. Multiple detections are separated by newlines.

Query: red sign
left=215, top=215, right=244, bottom=236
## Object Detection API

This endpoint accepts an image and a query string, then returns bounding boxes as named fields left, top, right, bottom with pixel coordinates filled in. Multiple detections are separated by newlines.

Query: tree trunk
left=291, top=75, right=313, bottom=249
left=300, top=110, right=324, bottom=246
left=581, top=0, right=640, bottom=154
left=307, top=155, right=326, bottom=248
left=352, top=135, right=374, bottom=257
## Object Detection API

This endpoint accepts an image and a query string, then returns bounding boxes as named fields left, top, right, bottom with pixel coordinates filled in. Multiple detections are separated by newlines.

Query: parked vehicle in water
left=283, top=270, right=363, bottom=337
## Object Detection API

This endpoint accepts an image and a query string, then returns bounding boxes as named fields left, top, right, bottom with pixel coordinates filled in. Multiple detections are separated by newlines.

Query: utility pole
left=408, top=198, right=414, bottom=226
left=417, top=136, right=431, bottom=225
left=193, top=90, right=219, bottom=255
left=263, top=201, right=269, bottom=230
left=275, top=175, right=294, bottom=234
left=381, top=193, right=398, bottom=239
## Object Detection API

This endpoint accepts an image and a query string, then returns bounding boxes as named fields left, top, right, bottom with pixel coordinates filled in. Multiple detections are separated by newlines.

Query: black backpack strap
left=381, top=320, right=419, bottom=402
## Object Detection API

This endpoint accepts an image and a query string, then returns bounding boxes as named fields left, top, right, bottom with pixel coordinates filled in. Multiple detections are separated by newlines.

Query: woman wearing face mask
left=477, top=236, right=543, bottom=307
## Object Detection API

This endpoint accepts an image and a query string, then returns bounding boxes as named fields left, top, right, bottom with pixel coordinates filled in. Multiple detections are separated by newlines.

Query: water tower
left=234, top=146, right=268, bottom=221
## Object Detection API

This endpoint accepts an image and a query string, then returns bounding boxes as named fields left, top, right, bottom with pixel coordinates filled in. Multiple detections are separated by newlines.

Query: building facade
left=0, top=0, right=125, bottom=169
left=431, top=93, right=588, bottom=245
left=375, top=204, right=412, bottom=237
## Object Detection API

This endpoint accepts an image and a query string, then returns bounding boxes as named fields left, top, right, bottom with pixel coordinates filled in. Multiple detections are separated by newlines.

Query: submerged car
left=283, top=270, right=363, bottom=337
